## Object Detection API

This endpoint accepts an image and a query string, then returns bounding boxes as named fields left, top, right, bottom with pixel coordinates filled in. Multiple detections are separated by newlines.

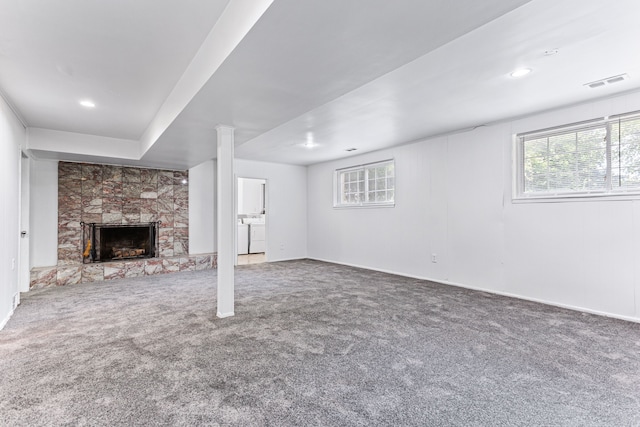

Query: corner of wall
left=0, top=92, right=25, bottom=330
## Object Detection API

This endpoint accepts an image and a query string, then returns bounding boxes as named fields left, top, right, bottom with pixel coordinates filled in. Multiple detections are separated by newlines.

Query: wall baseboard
left=0, top=308, right=15, bottom=331
left=217, top=311, right=234, bottom=318
left=0, top=292, right=22, bottom=331
left=266, top=256, right=307, bottom=263
left=307, top=257, right=640, bottom=324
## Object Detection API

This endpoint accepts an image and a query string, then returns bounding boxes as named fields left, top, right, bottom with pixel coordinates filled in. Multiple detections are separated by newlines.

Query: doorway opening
left=237, top=177, right=267, bottom=265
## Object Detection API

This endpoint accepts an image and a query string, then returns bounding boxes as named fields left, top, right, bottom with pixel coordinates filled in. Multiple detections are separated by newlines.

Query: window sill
left=333, top=203, right=395, bottom=209
left=512, top=192, right=640, bottom=204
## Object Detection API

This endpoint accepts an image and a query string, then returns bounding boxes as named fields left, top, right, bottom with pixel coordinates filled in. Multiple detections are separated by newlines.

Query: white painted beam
left=139, top=0, right=275, bottom=157
left=27, top=128, right=139, bottom=160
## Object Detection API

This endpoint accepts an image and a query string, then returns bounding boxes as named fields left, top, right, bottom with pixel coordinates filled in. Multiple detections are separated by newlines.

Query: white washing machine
left=237, top=223, right=249, bottom=255
left=249, top=223, right=265, bottom=253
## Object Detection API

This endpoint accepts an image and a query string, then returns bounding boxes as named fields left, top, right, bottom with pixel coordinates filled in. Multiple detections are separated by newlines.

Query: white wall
left=236, top=159, right=307, bottom=261
left=29, top=159, right=59, bottom=268
left=0, top=95, right=25, bottom=329
left=307, top=90, right=640, bottom=322
left=188, top=158, right=307, bottom=262
left=189, top=159, right=216, bottom=254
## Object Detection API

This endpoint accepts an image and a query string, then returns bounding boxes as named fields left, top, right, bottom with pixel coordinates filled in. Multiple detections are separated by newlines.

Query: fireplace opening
left=82, top=222, right=159, bottom=263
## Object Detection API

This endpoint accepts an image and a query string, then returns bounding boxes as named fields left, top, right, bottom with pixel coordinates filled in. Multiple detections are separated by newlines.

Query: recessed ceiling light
left=510, top=68, right=532, bottom=78
left=304, top=132, right=316, bottom=148
left=79, top=100, right=96, bottom=108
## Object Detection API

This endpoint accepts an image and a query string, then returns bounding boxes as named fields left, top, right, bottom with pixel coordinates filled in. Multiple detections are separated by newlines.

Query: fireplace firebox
left=81, top=222, right=159, bottom=263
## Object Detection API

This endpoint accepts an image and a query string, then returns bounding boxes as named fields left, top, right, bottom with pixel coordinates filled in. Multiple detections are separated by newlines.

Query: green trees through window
left=518, top=114, right=640, bottom=197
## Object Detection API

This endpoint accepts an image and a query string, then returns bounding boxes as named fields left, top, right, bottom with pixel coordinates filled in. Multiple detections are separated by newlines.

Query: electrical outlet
left=279, top=243, right=285, bottom=251
left=431, top=253, right=437, bottom=263
left=11, top=258, right=16, bottom=270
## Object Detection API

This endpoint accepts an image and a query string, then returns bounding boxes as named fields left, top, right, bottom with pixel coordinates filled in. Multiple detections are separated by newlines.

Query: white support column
left=216, top=125, right=235, bottom=318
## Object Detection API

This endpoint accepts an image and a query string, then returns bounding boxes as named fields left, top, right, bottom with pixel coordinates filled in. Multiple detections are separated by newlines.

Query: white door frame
left=18, top=152, right=30, bottom=295
left=236, top=176, right=268, bottom=265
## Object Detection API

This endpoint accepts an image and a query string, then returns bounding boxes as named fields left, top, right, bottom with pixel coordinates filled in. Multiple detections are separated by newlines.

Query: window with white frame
left=335, top=160, right=395, bottom=207
left=515, top=112, right=640, bottom=199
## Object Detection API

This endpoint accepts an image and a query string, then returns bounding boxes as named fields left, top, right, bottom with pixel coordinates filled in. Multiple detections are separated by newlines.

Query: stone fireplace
left=29, top=162, right=217, bottom=289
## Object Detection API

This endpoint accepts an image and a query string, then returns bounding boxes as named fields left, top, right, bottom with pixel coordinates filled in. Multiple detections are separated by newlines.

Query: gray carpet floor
left=1, top=259, right=639, bottom=426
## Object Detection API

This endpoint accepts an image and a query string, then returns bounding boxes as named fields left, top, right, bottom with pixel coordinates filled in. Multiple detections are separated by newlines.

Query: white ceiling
left=0, top=0, right=231, bottom=140
left=3, top=0, right=640, bottom=169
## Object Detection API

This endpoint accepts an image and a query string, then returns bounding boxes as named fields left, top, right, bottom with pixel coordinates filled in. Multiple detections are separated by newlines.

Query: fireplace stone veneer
left=57, top=162, right=189, bottom=265
left=29, top=161, right=216, bottom=289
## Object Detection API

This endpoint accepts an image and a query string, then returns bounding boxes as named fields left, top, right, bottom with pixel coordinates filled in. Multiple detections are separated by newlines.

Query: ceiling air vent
left=585, top=73, right=629, bottom=89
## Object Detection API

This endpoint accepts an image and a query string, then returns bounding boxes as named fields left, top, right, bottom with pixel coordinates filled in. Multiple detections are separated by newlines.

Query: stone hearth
left=30, top=254, right=217, bottom=289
